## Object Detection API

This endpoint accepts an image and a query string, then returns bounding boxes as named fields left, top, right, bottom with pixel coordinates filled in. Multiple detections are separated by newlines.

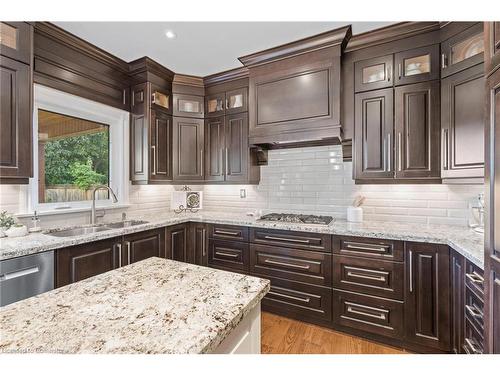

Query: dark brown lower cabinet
left=56, top=237, right=121, bottom=287
left=208, top=238, right=249, bottom=273
left=451, top=250, right=465, bottom=353
left=165, top=223, right=189, bottom=262
left=122, top=228, right=165, bottom=266
left=405, top=242, right=451, bottom=352
left=189, top=222, right=208, bottom=266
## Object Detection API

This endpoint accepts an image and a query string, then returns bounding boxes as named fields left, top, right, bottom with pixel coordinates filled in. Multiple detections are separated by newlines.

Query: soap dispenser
left=29, top=210, right=42, bottom=233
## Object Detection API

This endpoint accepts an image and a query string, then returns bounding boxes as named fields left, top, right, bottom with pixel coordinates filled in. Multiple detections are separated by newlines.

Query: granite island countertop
left=0, top=210, right=484, bottom=268
left=0, top=257, right=270, bottom=354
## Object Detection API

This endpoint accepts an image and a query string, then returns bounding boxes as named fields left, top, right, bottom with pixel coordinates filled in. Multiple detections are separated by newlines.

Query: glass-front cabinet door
left=225, top=87, right=247, bottom=115
left=0, top=22, right=31, bottom=64
left=442, top=23, right=484, bottom=77
left=354, top=54, right=393, bottom=93
left=205, top=93, right=226, bottom=117
left=394, top=45, right=439, bottom=86
left=173, top=94, right=204, bottom=118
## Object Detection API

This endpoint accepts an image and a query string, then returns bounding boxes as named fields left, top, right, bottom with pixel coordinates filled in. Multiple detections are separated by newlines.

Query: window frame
left=29, top=85, right=129, bottom=213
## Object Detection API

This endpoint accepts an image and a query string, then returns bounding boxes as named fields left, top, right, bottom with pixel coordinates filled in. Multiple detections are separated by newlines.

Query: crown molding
left=203, top=66, right=249, bottom=86
left=173, top=74, right=204, bottom=87
left=239, top=25, right=352, bottom=67
left=128, top=56, right=175, bottom=80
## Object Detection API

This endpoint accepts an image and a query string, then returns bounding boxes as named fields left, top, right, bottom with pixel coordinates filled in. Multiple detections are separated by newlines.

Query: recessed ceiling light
left=165, top=30, right=176, bottom=39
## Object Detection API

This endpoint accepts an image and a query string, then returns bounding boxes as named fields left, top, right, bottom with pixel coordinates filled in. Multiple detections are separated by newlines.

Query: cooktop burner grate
left=258, top=213, right=334, bottom=225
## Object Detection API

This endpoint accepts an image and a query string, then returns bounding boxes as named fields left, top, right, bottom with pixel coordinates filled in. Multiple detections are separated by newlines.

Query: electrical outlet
left=240, top=189, right=246, bottom=198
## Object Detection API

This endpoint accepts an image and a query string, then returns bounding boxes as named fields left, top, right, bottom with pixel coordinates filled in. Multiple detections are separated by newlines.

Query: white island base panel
left=214, top=303, right=261, bottom=354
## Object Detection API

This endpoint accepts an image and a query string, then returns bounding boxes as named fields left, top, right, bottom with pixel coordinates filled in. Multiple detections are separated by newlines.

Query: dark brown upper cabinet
left=173, top=93, right=204, bottom=118
left=395, top=80, right=440, bottom=179
left=354, top=88, right=394, bottom=180
left=354, top=54, right=393, bottom=93
left=441, top=23, right=484, bottom=78
left=205, top=112, right=250, bottom=183
left=205, top=87, right=248, bottom=117
left=0, top=55, right=32, bottom=183
left=0, top=22, right=32, bottom=184
left=441, top=64, right=485, bottom=181
left=173, top=117, right=204, bottom=181
left=0, top=22, right=32, bottom=64
left=405, top=242, right=451, bottom=352
left=394, top=45, right=440, bottom=86
left=149, top=110, right=173, bottom=181
left=485, top=22, right=500, bottom=77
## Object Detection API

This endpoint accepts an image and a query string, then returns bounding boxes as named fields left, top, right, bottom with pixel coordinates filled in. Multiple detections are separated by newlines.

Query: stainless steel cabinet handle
left=386, top=65, right=392, bottom=82
left=117, top=243, right=122, bottom=268
left=465, top=304, right=483, bottom=319
left=442, top=129, right=449, bottom=170
left=215, top=251, right=239, bottom=258
left=122, top=89, right=126, bottom=105
left=409, top=250, right=413, bottom=292
left=345, top=243, right=388, bottom=253
left=268, top=291, right=310, bottom=304
left=215, top=230, right=240, bottom=236
left=225, top=147, right=229, bottom=176
left=263, top=258, right=311, bottom=270
left=264, top=235, right=310, bottom=244
left=200, top=148, right=204, bottom=176
left=347, top=305, right=386, bottom=320
left=441, top=53, right=447, bottom=69
left=0, top=266, right=39, bottom=281
left=386, top=133, right=391, bottom=171
left=398, top=63, right=402, bottom=79
left=202, top=229, right=206, bottom=257
left=225, top=98, right=229, bottom=110
left=347, top=270, right=386, bottom=282
left=398, top=132, right=402, bottom=172
left=466, top=272, right=484, bottom=285
left=151, top=145, right=156, bottom=175
left=125, top=241, right=131, bottom=265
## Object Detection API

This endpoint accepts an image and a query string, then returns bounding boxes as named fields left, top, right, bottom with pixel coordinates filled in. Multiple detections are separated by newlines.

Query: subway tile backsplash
left=0, top=145, right=483, bottom=228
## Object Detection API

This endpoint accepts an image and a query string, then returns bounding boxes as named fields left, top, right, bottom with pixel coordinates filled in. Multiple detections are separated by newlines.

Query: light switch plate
left=240, top=189, right=246, bottom=198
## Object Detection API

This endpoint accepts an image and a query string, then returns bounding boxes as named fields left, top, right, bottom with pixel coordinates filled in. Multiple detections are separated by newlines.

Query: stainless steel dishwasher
left=0, top=251, right=54, bottom=307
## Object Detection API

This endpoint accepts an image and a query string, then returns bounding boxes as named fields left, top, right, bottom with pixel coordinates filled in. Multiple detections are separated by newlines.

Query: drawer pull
left=466, top=272, right=484, bottom=285
left=264, top=235, right=310, bottom=244
left=345, top=242, right=389, bottom=253
left=263, top=258, right=311, bottom=270
left=215, top=251, right=239, bottom=259
left=347, top=270, right=386, bottom=282
left=465, top=304, right=484, bottom=320
left=268, top=291, right=310, bottom=304
left=0, top=266, right=39, bottom=281
left=214, top=230, right=241, bottom=237
left=464, top=338, right=482, bottom=354
left=345, top=302, right=387, bottom=320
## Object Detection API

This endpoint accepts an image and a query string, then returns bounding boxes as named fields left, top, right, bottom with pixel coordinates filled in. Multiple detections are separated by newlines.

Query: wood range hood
left=239, top=25, right=351, bottom=149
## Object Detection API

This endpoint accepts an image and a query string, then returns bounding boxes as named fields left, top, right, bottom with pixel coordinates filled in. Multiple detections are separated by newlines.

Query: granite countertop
left=0, top=210, right=484, bottom=268
left=0, top=257, right=270, bottom=354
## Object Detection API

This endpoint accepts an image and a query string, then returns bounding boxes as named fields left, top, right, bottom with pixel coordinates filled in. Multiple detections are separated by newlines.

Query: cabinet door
left=354, top=54, right=393, bottom=93
left=405, top=242, right=451, bottom=352
left=394, top=45, right=439, bottom=86
left=0, top=22, right=32, bottom=64
left=451, top=250, right=465, bottom=354
left=205, top=92, right=226, bottom=118
left=354, top=88, right=394, bottom=180
left=485, top=22, right=500, bottom=75
left=173, top=94, right=204, bottom=118
left=55, top=237, right=120, bottom=287
left=0, top=55, right=32, bottom=182
left=225, top=87, right=248, bottom=115
left=441, top=23, right=484, bottom=77
left=441, top=64, right=485, bottom=179
left=225, top=112, right=249, bottom=183
left=204, top=116, right=225, bottom=182
left=123, top=228, right=165, bottom=266
left=395, top=81, right=440, bottom=179
left=173, top=117, right=204, bottom=180
left=166, top=224, right=189, bottom=262
left=150, top=110, right=172, bottom=181
left=189, top=222, right=208, bottom=266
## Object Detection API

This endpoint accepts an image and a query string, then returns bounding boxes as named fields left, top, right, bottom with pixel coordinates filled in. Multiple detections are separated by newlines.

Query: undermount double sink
left=46, top=220, right=149, bottom=237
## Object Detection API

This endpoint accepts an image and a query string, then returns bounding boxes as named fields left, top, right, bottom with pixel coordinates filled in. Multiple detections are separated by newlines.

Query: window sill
left=15, top=203, right=132, bottom=218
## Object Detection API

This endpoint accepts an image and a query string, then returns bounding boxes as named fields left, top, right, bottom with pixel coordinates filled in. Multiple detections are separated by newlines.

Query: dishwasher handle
left=0, top=266, right=40, bottom=282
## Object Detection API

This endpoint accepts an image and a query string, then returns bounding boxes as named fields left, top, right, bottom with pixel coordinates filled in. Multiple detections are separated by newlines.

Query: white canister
left=5, top=225, right=28, bottom=238
left=347, top=206, right=363, bottom=223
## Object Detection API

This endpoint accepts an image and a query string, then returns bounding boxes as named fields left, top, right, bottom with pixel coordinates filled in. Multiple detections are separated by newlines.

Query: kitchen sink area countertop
left=0, top=210, right=484, bottom=268
left=0, top=257, right=270, bottom=354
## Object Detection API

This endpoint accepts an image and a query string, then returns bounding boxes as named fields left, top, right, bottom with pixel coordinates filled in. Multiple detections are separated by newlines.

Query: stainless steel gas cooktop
left=258, top=213, right=334, bottom=225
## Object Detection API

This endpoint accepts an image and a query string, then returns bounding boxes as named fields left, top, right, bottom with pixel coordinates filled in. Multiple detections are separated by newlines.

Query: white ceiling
left=54, top=22, right=394, bottom=76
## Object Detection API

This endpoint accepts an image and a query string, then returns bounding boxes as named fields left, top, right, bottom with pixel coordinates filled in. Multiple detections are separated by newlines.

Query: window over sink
left=28, top=85, right=129, bottom=214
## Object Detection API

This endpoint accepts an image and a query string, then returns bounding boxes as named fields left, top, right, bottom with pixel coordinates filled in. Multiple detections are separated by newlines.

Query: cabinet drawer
left=333, top=236, right=404, bottom=261
left=250, top=228, right=331, bottom=252
left=250, top=244, right=332, bottom=287
left=262, top=277, right=332, bottom=325
left=465, top=286, right=484, bottom=330
left=332, top=255, right=404, bottom=300
left=465, top=260, right=484, bottom=298
left=209, top=224, right=249, bottom=242
left=464, top=317, right=484, bottom=354
left=332, top=289, right=404, bottom=339
left=208, top=239, right=249, bottom=273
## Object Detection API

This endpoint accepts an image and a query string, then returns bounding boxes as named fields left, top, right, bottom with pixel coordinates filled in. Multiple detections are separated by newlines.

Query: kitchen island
left=0, top=257, right=270, bottom=354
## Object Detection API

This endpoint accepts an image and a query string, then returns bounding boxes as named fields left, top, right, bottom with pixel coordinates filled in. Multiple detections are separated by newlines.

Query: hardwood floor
left=261, top=312, right=408, bottom=354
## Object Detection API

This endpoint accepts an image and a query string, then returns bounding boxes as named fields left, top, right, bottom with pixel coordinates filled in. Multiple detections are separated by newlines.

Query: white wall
left=0, top=145, right=483, bottom=228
